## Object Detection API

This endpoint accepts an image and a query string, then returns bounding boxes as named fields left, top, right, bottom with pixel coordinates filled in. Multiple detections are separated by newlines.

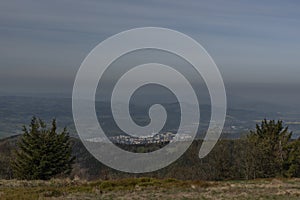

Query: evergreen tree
left=246, top=119, right=292, bottom=178
left=12, top=117, right=75, bottom=180
left=286, top=138, right=300, bottom=177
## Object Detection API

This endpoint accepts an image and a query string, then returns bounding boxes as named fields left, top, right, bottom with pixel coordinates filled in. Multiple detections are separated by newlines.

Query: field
left=0, top=178, right=300, bottom=199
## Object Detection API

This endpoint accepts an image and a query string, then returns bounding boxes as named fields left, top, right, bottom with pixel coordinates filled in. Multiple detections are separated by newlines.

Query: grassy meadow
left=0, top=178, right=300, bottom=199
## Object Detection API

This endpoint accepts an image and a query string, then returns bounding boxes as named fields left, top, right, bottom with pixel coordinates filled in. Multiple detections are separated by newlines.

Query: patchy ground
left=0, top=178, right=300, bottom=199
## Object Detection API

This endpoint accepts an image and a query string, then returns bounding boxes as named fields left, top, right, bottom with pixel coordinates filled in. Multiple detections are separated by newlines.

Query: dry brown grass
left=0, top=178, right=300, bottom=199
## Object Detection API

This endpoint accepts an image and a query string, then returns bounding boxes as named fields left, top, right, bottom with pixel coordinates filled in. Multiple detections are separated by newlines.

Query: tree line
left=0, top=117, right=299, bottom=180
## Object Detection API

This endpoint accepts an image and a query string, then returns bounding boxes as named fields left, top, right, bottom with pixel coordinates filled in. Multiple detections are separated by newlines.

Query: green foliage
left=0, top=136, right=15, bottom=179
left=12, top=117, right=75, bottom=180
left=1, top=118, right=299, bottom=181
left=245, top=119, right=293, bottom=178
left=286, top=138, right=300, bottom=177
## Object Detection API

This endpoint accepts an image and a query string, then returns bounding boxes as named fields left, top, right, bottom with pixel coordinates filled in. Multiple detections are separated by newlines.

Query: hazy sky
left=0, top=0, right=300, bottom=106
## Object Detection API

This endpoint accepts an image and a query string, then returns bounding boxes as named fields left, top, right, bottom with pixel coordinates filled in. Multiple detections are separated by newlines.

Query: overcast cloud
left=0, top=0, right=300, bottom=106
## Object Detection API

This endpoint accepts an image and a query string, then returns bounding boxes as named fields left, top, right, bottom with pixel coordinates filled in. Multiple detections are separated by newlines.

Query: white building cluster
left=85, top=132, right=193, bottom=144
left=109, top=132, right=176, bottom=145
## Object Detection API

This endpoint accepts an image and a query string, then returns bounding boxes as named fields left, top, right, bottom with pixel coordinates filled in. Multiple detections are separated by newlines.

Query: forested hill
left=1, top=130, right=300, bottom=181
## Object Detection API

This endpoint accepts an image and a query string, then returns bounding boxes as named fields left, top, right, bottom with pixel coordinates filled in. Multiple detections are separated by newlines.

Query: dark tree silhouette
left=13, top=117, right=75, bottom=180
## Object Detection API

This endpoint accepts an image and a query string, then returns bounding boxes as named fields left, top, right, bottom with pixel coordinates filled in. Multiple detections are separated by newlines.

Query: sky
left=0, top=0, right=300, bottom=107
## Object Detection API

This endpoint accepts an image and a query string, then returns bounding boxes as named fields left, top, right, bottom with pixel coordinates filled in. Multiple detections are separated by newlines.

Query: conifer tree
left=286, top=138, right=300, bottom=177
left=13, top=117, right=75, bottom=180
left=246, top=119, right=292, bottom=178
